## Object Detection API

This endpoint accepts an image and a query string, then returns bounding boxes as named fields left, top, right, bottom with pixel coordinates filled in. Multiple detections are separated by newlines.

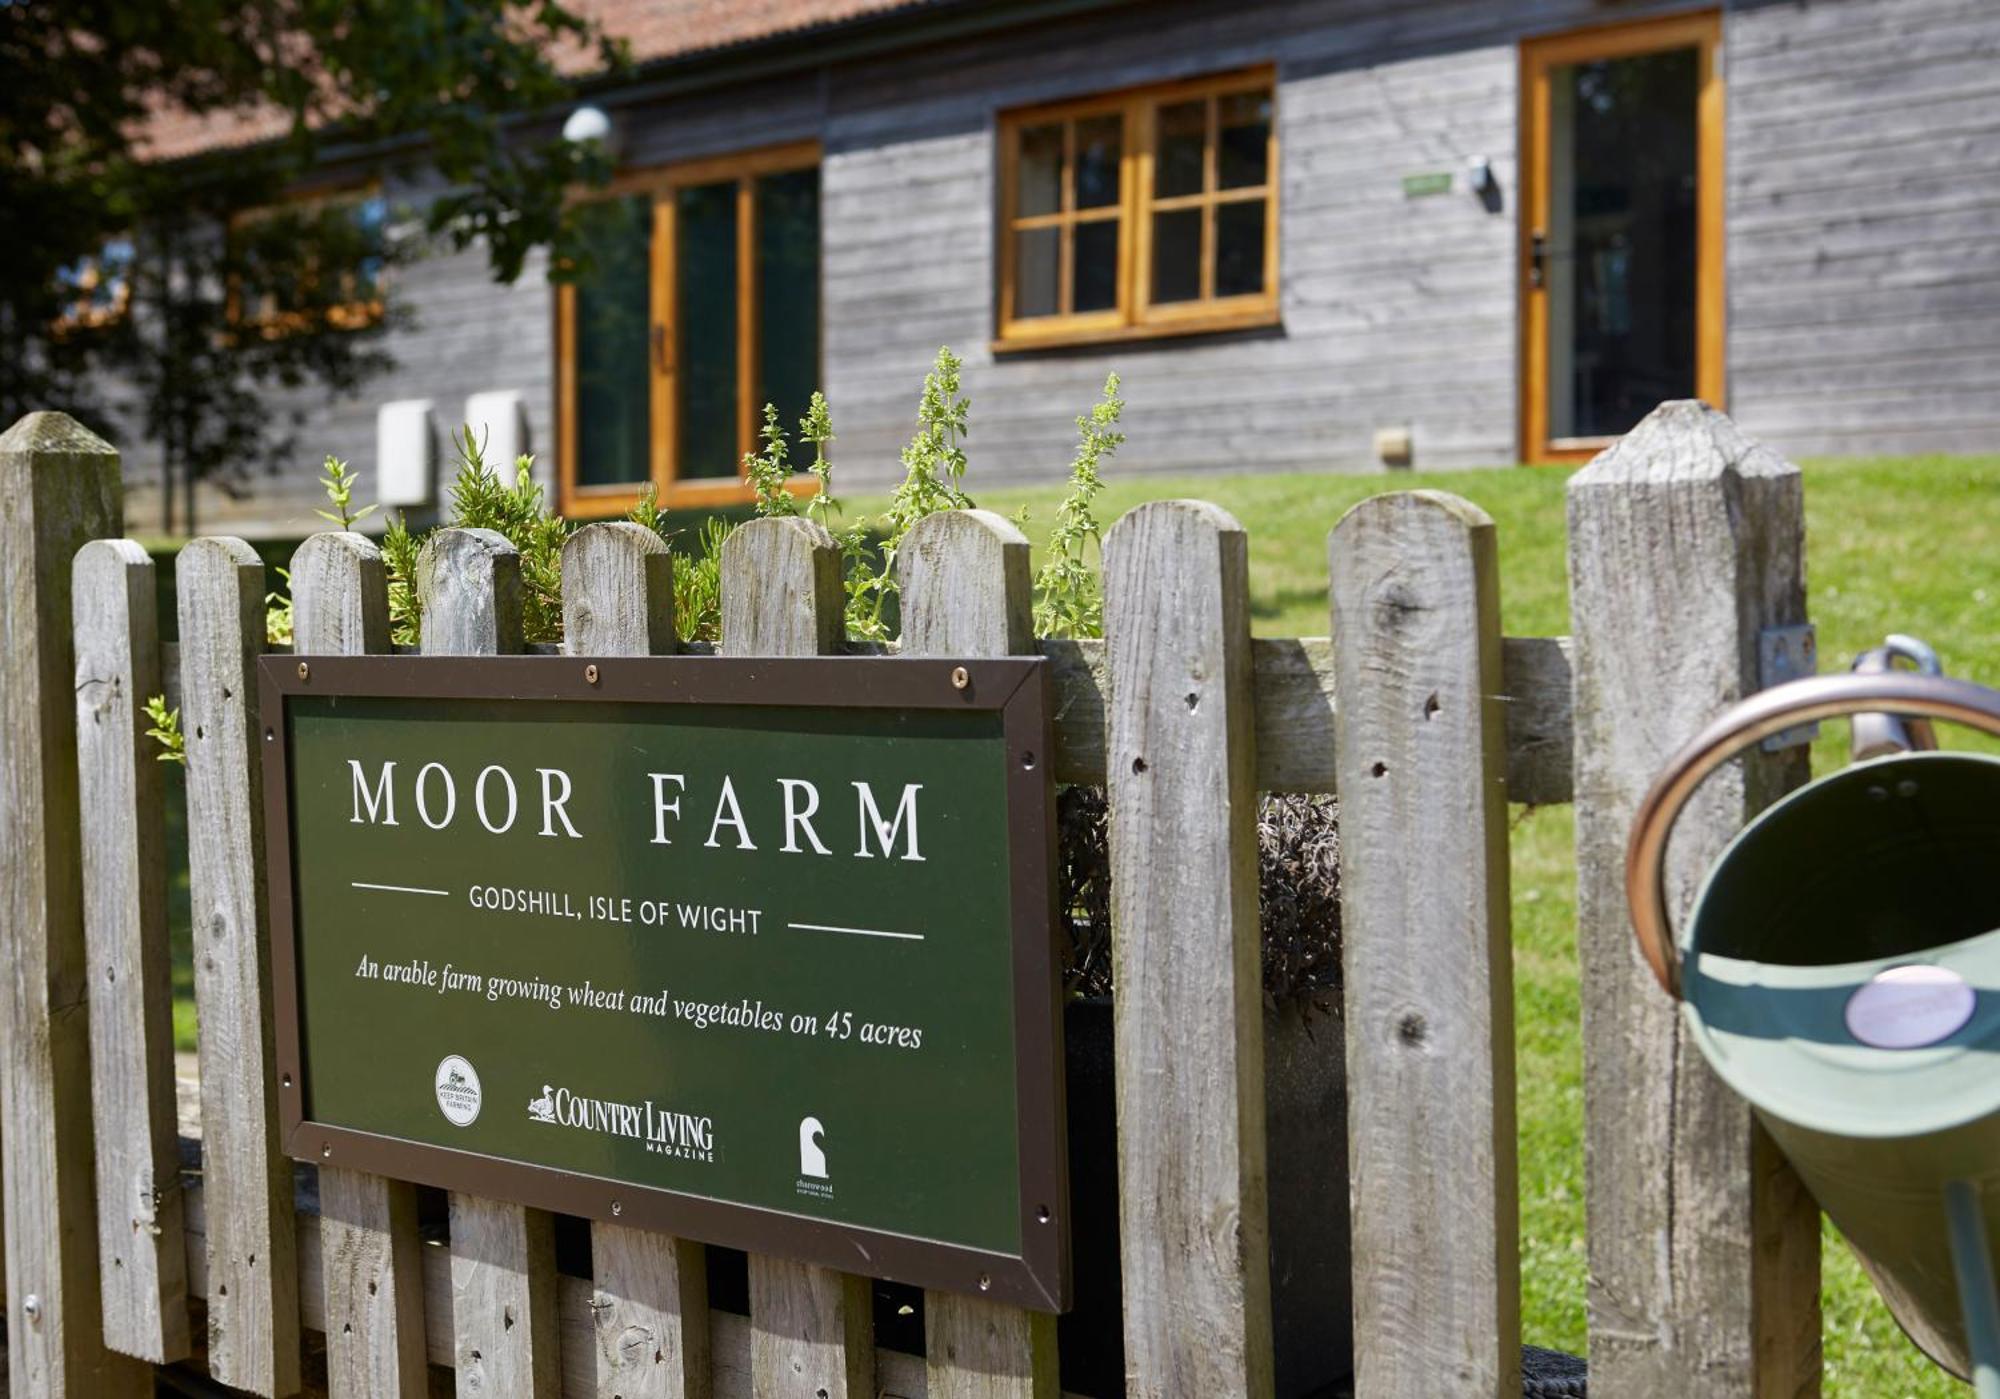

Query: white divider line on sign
left=352, top=881, right=452, bottom=896
left=788, top=921, right=925, bottom=942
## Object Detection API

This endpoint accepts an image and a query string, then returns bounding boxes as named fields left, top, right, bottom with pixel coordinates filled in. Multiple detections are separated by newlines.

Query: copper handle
left=1626, top=671, right=2000, bottom=999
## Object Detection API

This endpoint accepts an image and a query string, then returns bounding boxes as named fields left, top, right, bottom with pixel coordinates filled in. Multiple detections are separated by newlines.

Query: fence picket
left=1329, top=491, right=1519, bottom=1396
left=292, top=531, right=428, bottom=1399
left=1102, top=501, right=1273, bottom=1398
left=179, top=535, right=302, bottom=1396
left=1567, top=402, right=1822, bottom=1396
left=75, top=539, right=192, bottom=1366
left=722, top=517, right=876, bottom=1399
left=563, top=521, right=714, bottom=1399
left=419, top=527, right=563, bottom=1399
left=900, top=511, right=1060, bottom=1399
left=0, top=414, right=151, bottom=1399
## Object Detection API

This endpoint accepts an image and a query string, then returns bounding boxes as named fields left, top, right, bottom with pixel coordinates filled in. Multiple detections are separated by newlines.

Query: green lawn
left=850, top=453, right=2000, bottom=1396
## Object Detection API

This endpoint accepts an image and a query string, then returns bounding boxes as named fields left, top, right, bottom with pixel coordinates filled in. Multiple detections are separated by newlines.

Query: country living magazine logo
left=526, top=1080, right=717, bottom=1162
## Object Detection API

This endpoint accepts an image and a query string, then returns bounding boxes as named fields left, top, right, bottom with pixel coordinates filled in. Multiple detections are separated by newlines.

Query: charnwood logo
left=526, top=1082, right=716, bottom=1162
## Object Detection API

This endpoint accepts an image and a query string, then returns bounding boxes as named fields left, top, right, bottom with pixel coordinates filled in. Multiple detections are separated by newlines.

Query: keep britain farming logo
left=526, top=1081, right=716, bottom=1162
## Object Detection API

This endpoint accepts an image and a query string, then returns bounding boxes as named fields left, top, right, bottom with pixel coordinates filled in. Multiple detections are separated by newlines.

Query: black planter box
left=1058, top=995, right=1353, bottom=1398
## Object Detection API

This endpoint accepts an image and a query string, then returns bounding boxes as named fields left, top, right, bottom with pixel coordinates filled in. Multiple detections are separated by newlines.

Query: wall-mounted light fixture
left=562, top=104, right=618, bottom=157
left=1465, top=154, right=1498, bottom=199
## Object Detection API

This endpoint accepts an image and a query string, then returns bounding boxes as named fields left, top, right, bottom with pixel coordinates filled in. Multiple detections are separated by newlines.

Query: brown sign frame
left=259, top=653, right=1070, bottom=1312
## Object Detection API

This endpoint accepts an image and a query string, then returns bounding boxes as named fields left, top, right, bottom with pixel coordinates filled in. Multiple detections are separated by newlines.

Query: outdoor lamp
left=1626, top=638, right=2000, bottom=1398
left=562, top=104, right=617, bottom=156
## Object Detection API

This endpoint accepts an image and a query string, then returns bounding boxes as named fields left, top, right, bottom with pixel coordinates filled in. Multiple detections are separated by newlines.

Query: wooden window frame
left=556, top=140, right=823, bottom=518
left=1519, top=10, right=1724, bottom=464
left=995, top=67, right=1279, bottom=352
left=227, top=185, right=389, bottom=342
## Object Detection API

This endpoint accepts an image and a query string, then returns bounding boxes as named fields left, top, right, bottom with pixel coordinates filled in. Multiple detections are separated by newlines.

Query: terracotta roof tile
left=140, top=0, right=935, bottom=161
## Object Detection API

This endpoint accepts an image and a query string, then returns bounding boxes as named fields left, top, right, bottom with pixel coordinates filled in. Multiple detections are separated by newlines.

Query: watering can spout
left=1852, top=634, right=1943, bottom=760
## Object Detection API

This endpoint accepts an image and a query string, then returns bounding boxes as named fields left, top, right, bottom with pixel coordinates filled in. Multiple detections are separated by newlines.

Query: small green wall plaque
left=1402, top=170, right=1454, bottom=198
left=262, top=654, right=1067, bottom=1310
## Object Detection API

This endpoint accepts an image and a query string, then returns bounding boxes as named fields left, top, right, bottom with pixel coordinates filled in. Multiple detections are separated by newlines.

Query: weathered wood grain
left=318, top=1168, right=427, bottom=1399
left=746, top=1256, right=874, bottom=1399
left=720, top=516, right=843, bottom=657
left=180, top=1173, right=1108, bottom=1399
left=418, top=528, right=524, bottom=657
left=178, top=534, right=301, bottom=1397
left=291, top=531, right=429, bottom=1399
left=1102, top=501, right=1273, bottom=1399
left=1567, top=401, right=1821, bottom=1397
left=722, top=517, right=876, bottom=1399
left=1329, top=491, right=1519, bottom=1397
left=418, top=528, right=562, bottom=1398
left=562, top=522, right=677, bottom=658
left=899, top=511, right=1060, bottom=1399
left=74, top=538, right=191, bottom=1366
left=0, top=413, right=152, bottom=1399
left=1043, top=633, right=1573, bottom=802
left=562, top=522, right=712, bottom=1399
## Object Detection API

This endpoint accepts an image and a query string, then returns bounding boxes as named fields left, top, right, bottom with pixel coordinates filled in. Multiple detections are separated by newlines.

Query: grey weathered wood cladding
left=105, top=0, right=2000, bottom=534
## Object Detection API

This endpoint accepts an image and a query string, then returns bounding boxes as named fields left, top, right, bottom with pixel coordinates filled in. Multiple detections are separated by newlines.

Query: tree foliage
left=0, top=0, right=622, bottom=530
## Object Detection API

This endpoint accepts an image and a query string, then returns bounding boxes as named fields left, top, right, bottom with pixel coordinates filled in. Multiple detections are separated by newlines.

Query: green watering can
left=1627, top=641, right=2000, bottom=1394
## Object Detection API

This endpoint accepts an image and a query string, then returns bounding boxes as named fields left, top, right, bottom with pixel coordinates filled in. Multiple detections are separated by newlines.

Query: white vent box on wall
left=464, top=390, right=530, bottom=475
left=376, top=399, right=437, bottom=508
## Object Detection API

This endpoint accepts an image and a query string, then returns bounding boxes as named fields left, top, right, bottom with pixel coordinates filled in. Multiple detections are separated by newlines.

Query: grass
left=162, top=451, right=2000, bottom=1394
left=846, top=452, right=2000, bottom=1396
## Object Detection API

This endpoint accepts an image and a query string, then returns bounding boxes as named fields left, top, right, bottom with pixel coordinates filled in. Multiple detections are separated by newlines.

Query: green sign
left=1401, top=170, right=1454, bottom=198
left=262, top=655, right=1066, bottom=1310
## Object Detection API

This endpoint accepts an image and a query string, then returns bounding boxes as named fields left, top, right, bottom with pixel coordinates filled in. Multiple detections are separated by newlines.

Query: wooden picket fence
left=0, top=397, right=1826, bottom=1399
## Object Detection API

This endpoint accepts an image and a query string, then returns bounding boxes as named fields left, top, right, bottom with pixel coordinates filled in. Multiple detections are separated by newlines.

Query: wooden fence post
left=75, top=538, right=192, bottom=1366
left=900, top=511, right=1059, bottom=1399
left=179, top=534, right=302, bottom=1396
left=1329, top=491, right=1519, bottom=1397
left=562, top=521, right=714, bottom=1399
left=1567, top=401, right=1821, bottom=1396
left=0, top=413, right=152, bottom=1398
left=418, top=527, right=563, bottom=1399
left=721, top=516, right=876, bottom=1399
left=292, top=531, right=428, bottom=1399
left=1102, top=500, right=1274, bottom=1399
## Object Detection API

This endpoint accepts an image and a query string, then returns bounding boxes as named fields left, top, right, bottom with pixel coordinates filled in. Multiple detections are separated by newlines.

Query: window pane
left=1150, top=208, right=1201, bottom=303
left=572, top=195, right=653, bottom=488
left=1155, top=99, right=1207, bottom=198
left=1215, top=201, right=1265, bottom=297
left=756, top=167, right=821, bottom=455
left=1075, top=115, right=1122, bottom=209
left=350, top=194, right=389, bottom=302
left=676, top=181, right=739, bottom=480
left=1018, top=122, right=1063, bottom=218
left=1218, top=90, right=1272, bottom=189
left=1014, top=226, right=1060, bottom=317
left=1074, top=219, right=1118, bottom=312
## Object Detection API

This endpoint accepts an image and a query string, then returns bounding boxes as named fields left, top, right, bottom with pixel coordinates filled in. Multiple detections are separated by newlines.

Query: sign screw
left=977, top=1273, right=991, bottom=1292
left=297, top=661, right=310, bottom=681
left=950, top=666, right=969, bottom=690
left=611, top=1200, right=623, bottom=1217
left=585, top=664, right=600, bottom=685
left=321, top=1143, right=333, bottom=1159
left=22, top=1294, right=41, bottom=1324
left=281, top=1074, right=292, bottom=1089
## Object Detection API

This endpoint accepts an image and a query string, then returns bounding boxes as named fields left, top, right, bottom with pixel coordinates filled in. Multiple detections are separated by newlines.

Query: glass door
left=1522, top=12, right=1723, bottom=462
